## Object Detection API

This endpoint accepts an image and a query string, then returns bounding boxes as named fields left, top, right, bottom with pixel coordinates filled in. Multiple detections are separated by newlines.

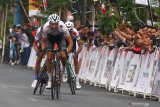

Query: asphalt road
left=0, top=64, right=159, bottom=107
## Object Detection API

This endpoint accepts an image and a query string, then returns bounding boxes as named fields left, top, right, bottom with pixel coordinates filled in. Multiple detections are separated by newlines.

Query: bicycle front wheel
left=51, top=61, right=57, bottom=100
left=67, top=62, right=76, bottom=95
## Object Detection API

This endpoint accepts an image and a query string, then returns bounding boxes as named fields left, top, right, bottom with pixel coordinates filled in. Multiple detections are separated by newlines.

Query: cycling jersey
left=70, top=28, right=80, bottom=41
left=42, top=21, right=69, bottom=51
left=69, top=28, right=80, bottom=52
left=42, top=21, right=69, bottom=38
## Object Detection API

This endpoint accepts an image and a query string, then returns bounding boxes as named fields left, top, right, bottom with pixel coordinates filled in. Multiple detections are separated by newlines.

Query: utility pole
left=19, top=0, right=31, bottom=24
left=147, top=0, right=154, bottom=26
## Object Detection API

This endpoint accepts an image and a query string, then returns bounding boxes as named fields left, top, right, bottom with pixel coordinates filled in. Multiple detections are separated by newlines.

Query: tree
left=96, top=1, right=122, bottom=36
left=0, top=0, right=13, bottom=62
left=117, top=0, right=148, bottom=26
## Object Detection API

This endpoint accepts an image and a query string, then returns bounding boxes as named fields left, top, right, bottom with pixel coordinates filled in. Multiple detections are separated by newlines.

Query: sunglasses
left=49, top=22, right=58, bottom=26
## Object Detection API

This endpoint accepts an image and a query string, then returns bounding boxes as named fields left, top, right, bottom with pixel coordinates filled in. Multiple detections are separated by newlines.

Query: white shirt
left=20, top=33, right=30, bottom=48
left=42, top=21, right=70, bottom=37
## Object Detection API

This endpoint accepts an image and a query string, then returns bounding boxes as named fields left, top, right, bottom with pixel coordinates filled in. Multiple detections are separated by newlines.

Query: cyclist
left=31, top=22, right=49, bottom=88
left=65, top=21, right=83, bottom=89
left=41, top=14, right=73, bottom=89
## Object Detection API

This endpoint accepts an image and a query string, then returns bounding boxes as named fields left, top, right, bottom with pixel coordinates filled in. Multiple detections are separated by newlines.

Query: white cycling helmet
left=65, top=21, right=74, bottom=31
left=48, top=14, right=60, bottom=23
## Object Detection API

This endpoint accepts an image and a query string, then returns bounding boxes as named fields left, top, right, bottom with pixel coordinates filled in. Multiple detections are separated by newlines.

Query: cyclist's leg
left=58, top=35, right=68, bottom=82
left=46, top=39, right=54, bottom=88
left=73, top=54, right=81, bottom=89
left=46, top=51, right=53, bottom=80
left=35, top=52, right=43, bottom=79
left=31, top=52, right=43, bottom=88
left=73, top=55, right=79, bottom=76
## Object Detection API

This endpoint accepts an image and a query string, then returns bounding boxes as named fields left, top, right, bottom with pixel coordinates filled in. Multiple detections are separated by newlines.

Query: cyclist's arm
left=76, top=39, right=83, bottom=54
left=72, top=28, right=82, bottom=54
left=66, top=35, right=73, bottom=53
left=41, top=28, right=47, bottom=51
left=41, top=37, right=46, bottom=51
left=33, top=40, right=39, bottom=52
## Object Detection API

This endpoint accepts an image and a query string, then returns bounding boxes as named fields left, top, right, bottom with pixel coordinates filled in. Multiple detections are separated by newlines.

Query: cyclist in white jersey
left=65, top=21, right=83, bottom=89
left=31, top=22, right=49, bottom=88
left=41, top=14, right=73, bottom=89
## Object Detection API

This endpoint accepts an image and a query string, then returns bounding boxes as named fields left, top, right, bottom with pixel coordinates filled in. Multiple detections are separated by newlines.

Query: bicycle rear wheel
left=33, top=62, right=47, bottom=95
left=33, top=80, right=41, bottom=95
left=68, top=79, right=76, bottom=94
left=39, top=71, right=48, bottom=95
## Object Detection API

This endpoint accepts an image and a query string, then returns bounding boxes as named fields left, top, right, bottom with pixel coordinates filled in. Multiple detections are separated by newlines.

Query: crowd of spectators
left=76, top=21, right=160, bottom=54
left=8, top=23, right=37, bottom=66
left=8, top=20, right=160, bottom=66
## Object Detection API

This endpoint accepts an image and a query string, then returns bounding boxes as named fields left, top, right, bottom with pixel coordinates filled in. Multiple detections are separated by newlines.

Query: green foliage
left=155, top=7, right=160, bottom=16
left=8, top=13, right=14, bottom=29
left=118, top=0, right=148, bottom=25
left=155, top=7, right=160, bottom=22
left=154, top=23, right=160, bottom=28
left=97, top=14, right=122, bottom=36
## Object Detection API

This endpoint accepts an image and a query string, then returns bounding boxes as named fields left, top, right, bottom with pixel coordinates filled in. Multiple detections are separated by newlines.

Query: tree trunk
left=0, top=11, right=5, bottom=62
left=0, top=11, right=4, bottom=37
left=1, top=4, right=8, bottom=63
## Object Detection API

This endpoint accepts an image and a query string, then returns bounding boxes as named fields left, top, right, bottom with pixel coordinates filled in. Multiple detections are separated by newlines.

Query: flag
left=98, top=3, right=106, bottom=15
left=43, top=0, right=48, bottom=11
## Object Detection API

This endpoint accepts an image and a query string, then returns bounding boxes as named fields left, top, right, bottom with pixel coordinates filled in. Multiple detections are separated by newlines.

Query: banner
left=135, top=0, right=159, bottom=7
left=93, top=48, right=118, bottom=88
left=146, top=50, right=159, bottom=94
left=123, top=54, right=142, bottom=92
left=29, top=0, right=40, bottom=17
left=110, top=50, right=125, bottom=88
left=151, top=50, right=160, bottom=96
left=86, top=47, right=100, bottom=82
left=92, top=47, right=106, bottom=84
left=135, top=0, right=149, bottom=5
left=79, top=46, right=93, bottom=80
left=106, top=48, right=119, bottom=88
left=117, top=51, right=132, bottom=89
left=135, top=52, right=156, bottom=93
left=96, top=47, right=109, bottom=86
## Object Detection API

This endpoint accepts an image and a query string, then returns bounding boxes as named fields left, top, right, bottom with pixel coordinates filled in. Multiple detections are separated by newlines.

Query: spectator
left=17, top=28, right=30, bottom=66
left=24, top=23, right=34, bottom=47
left=9, top=28, right=17, bottom=65
left=13, top=26, right=21, bottom=64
